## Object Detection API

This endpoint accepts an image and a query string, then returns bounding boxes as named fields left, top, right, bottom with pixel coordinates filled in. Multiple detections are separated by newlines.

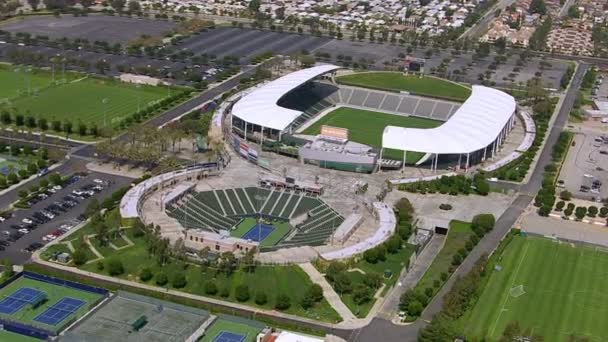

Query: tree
left=110, top=0, right=126, bottom=12
left=575, top=206, right=587, bottom=220
left=248, top=0, right=260, bottom=13
left=95, top=59, right=110, bottom=74
left=63, top=120, right=73, bottom=138
left=560, top=190, right=572, bottom=201
left=52, top=120, right=61, bottom=132
left=275, top=294, right=291, bottom=310
left=204, top=281, right=218, bottom=295
left=127, top=0, right=140, bottom=12
left=218, top=251, right=237, bottom=276
left=139, top=267, right=152, bottom=281
left=80, top=0, right=94, bottom=9
left=333, top=272, right=352, bottom=294
left=235, top=284, right=250, bottom=302
left=254, top=291, right=267, bottom=305
left=407, top=300, right=423, bottom=316
left=529, top=0, right=547, bottom=15
left=27, top=0, right=40, bottom=10
left=85, top=198, right=100, bottom=218
left=78, top=122, right=87, bottom=136
left=363, top=272, right=384, bottom=289
left=352, top=283, right=372, bottom=305
left=106, top=259, right=124, bottom=276
left=171, top=272, right=187, bottom=288
left=49, top=172, right=62, bottom=185
left=1, top=259, right=13, bottom=278
left=155, top=272, right=168, bottom=286
left=472, top=214, right=495, bottom=233
left=38, top=118, right=48, bottom=131
left=72, top=248, right=88, bottom=265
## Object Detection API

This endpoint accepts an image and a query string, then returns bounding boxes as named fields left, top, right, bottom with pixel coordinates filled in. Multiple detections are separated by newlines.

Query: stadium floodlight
left=102, top=98, right=109, bottom=127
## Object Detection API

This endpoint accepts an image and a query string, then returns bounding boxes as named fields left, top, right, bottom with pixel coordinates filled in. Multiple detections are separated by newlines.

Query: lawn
left=0, top=64, right=68, bottom=100
left=336, top=72, right=471, bottom=102
left=231, top=218, right=293, bottom=247
left=78, top=226, right=341, bottom=323
left=302, top=107, right=442, bottom=162
left=9, top=77, right=170, bottom=128
left=0, top=275, right=103, bottom=332
left=415, top=221, right=474, bottom=297
left=199, top=319, right=262, bottom=342
left=0, top=330, right=41, bottom=342
left=461, top=235, right=608, bottom=341
left=40, top=243, right=72, bottom=261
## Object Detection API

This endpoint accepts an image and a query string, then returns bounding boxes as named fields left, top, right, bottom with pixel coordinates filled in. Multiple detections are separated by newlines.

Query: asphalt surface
left=459, top=0, right=518, bottom=39
left=0, top=171, right=132, bottom=264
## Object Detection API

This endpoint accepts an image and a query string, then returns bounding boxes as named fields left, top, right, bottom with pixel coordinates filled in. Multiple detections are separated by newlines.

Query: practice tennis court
left=34, top=297, right=85, bottom=325
left=213, top=331, right=246, bottom=342
left=241, top=224, right=274, bottom=242
left=0, top=288, right=45, bottom=314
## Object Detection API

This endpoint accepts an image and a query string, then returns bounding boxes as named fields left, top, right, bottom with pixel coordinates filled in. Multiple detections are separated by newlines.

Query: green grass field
left=0, top=330, right=41, bottom=342
left=9, top=77, right=169, bottom=128
left=0, top=65, right=70, bottom=100
left=336, top=72, right=471, bottom=102
left=302, top=107, right=441, bottom=162
left=78, top=227, right=341, bottom=323
left=462, top=235, right=608, bottom=340
left=0, top=275, right=103, bottom=332
left=231, top=218, right=292, bottom=247
left=200, top=319, right=263, bottom=342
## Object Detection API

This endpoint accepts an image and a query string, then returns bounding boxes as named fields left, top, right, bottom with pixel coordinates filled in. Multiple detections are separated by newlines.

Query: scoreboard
left=404, top=56, right=425, bottom=72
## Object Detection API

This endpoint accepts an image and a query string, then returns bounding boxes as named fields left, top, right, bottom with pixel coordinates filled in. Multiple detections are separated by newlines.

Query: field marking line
left=70, top=76, right=89, bottom=84
left=489, top=240, right=530, bottom=338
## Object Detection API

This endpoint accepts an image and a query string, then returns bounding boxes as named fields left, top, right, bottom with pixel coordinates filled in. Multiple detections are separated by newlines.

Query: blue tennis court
left=34, top=297, right=85, bottom=326
left=0, top=287, right=45, bottom=314
left=241, top=223, right=274, bottom=242
left=213, top=331, right=246, bottom=342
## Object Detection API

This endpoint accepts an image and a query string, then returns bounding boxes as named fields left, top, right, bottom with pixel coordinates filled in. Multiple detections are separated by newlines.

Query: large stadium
left=120, top=64, right=533, bottom=263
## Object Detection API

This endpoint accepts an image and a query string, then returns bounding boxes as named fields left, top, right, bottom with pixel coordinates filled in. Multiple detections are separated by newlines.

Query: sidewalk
left=299, top=263, right=357, bottom=323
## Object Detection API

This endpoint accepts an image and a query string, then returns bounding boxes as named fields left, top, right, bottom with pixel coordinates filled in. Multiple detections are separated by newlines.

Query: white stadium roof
left=382, top=85, right=515, bottom=154
left=231, top=64, right=340, bottom=131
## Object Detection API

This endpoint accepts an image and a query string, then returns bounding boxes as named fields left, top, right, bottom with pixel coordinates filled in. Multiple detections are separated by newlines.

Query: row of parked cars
left=1, top=176, right=107, bottom=253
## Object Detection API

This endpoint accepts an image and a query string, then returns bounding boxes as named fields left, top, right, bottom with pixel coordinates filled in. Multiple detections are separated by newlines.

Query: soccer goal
left=509, top=285, right=526, bottom=298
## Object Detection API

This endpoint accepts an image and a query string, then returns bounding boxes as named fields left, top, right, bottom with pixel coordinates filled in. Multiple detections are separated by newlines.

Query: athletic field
left=200, top=318, right=263, bottom=342
left=9, top=77, right=169, bottom=128
left=0, top=65, right=68, bottom=100
left=336, top=72, right=471, bottom=102
left=232, top=217, right=292, bottom=247
left=0, top=275, right=103, bottom=332
left=302, top=106, right=441, bottom=162
left=462, top=235, right=608, bottom=340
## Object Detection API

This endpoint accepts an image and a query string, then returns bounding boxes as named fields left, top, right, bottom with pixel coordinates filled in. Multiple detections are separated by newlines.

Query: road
left=558, top=0, right=576, bottom=17
left=352, top=63, right=589, bottom=341
left=458, top=0, right=518, bottom=40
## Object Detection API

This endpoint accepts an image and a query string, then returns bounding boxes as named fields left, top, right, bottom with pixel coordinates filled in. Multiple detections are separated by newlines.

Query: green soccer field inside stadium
left=336, top=72, right=471, bottom=102
left=302, top=106, right=442, bottom=163
left=0, top=275, right=103, bottom=332
left=199, top=319, right=263, bottom=342
left=461, top=235, right=608, bottom=340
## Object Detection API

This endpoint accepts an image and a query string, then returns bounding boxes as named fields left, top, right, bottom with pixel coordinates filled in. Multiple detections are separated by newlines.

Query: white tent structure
left=382, top=85, right=516, bottom=171
left=231, top=64, right=340, bottom=140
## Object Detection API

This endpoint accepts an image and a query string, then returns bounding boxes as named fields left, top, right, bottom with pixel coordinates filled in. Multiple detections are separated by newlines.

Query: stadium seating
left=166, top=187, right=344, bottom=247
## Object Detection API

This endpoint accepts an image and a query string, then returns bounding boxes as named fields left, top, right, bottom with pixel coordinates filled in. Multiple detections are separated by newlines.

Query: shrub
left=452, top=253, right=463, bottom=266
left=575, top=206, right=587, bottom=220
left=560, top=190, right=572, bottom=201
left=106, top=259, right=124, bottom=276
left=72, top=248, right=88, bottom=266
left=220, top=286, right=230, bottom=298
left=171, top=272, right=187, bottom=288
left=255, top=291, right=268, bottom=305
left=407, top=300, right=423, bottom=316
left=440, top=272, right=448, bottom=281
left=155, top=272, right=168, bottom=286
left=204, top=281, right=218, bottom=295
left=139, top=268, right=152, bottom=281
left=472, top=214, right=495, bottom=233
left=600, top=207, right=608, bottom=218
left=555, top=201, right=565, bottom=211
left=275, top=294, right=291, bottom=310
left=439, top=203, right=453, bottom=210
left=235, top=284, right=250, bottom=302
left=588, top=206, right=598, bottom=218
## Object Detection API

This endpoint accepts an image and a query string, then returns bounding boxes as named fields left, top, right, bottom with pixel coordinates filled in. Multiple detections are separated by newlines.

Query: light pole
left=136, top=83, right=142, bottom=112
left=102, top=98, right=109, bottom=127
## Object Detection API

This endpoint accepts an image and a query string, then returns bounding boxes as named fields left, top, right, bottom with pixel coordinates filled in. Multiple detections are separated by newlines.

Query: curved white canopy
left=232, top=64, right=340, bottom=131
left=382, top=85, right=515, bottom=154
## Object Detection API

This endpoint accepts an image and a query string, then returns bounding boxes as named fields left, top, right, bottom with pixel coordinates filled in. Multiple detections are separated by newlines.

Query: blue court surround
left=213, top=331, right=246, bottom=342
left=241, top=223, right=274, bottom=242
left=33, top=297, right=85, bottom=326
left=0, top=288, right=45, bottom=315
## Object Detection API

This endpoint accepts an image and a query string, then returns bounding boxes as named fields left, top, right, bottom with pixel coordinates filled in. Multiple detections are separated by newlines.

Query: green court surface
left=0, top=329, right=41, bottom=342
left=0, top=276, right=103, bottom=332
left=336, top=72, right=471, bottom=101
left=231, top=218, right=292, bottom=247
left=9, top=77, right=169, bottom=128
left=462, top=235, right=608, bottom=340
left=199, top=319, right=262, bottom=342
left=302, top=106, right=441, bottom=162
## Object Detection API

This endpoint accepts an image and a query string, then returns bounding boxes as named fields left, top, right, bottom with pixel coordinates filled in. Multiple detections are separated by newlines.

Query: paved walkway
left=521, top=210, right=608, bottom=247
left=376, top=234, right=445, bottom=321
left=299, top=263, right=357, bottom=323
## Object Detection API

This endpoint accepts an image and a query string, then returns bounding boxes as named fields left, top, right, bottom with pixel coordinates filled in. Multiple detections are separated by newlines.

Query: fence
left=23, top=271, right=109, bottom=296
left=0, top=317, right=51, bottom=340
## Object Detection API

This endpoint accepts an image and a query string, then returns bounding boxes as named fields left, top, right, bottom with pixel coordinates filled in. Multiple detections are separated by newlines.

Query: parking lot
left=559, top=124, right=608, bottom=200
left=0, top=172, right=132, bottom=264
left=0, top=15, right=176, bottom=43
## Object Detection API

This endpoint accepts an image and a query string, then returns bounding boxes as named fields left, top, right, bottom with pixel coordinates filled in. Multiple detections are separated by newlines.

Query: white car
left=22, top=218, right=33, bottom=224
left=93, top=179, right=105, bottom=184
left=0, top=216, right=5, bottom=222
left=18, top=228, right=29, bottom=234
left=42, top=235, right=56, bottom=242
left=2, top=230, right=10, bottom=236
left=53, top=185, right=62, bottom=191
left=60, top=224, right=73, bottom=230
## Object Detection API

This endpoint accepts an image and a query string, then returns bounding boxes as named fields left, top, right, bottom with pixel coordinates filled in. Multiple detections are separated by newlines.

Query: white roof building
left=231, top=64, right=340, bottom=132
left=382, top=85, right=515, bottom=155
